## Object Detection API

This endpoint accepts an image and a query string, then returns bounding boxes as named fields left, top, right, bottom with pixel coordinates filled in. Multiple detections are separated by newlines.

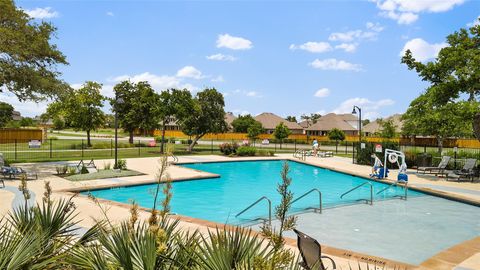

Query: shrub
left=55, top=165, right=68, bottom=175
left=219, top=142, right=239, bottom=155
left=114, top=159, right=127, bottom=170
left=49, top=136, right=58, bottom=140
left=67, top=167, right=77, bottom=175
left=80, top=166, right=89, bottom=174
left=257, top=149, right=268, bottom=156
left=268, top=150, right=275, bottom=156
left=237, top=146, right=256, bottom=156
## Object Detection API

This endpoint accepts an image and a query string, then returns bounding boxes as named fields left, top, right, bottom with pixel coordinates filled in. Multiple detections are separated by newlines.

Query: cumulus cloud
left=372, top=0, right=465, bottom=24
left=0, top=92, right=49, bottom=117
left=206, top=53, right=237, bottom=61
left=216, top=34, right=253, bottom=50
left=112, top=72, right=196, bottom=91
left=211, top=75, right=225, bottom=83
left=400, top=38, right=447, bottom=62
left=332, top=97, right=395, bottom=119
left=289, top=42, right=332, bottom=53
left=335, top=43, right=357, bottom=53
left=310, top=58, right=362, bottom=72
left=467, top=15, right=480, bottom=27
left=176, top=66, right=204, bottom=79
left=227, top=89, right=262, bottom=98
left=314, top=88, right=330, bottom=98
left=106, top=11, right=114, bottom=16
left=24, top=7, right=59, bottom=19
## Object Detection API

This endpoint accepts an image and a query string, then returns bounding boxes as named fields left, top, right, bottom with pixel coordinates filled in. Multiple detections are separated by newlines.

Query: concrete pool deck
left=1, top=154, right=479, bottom=270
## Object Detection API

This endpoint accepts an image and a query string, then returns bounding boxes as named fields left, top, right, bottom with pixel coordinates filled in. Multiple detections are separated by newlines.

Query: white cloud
left=332, top=97, right=395, bottom=119
left=366, top=22, right=385, bottom=32
left=246, top=91, right=261, bottom=97
left=314, top=88, right=330, bottom=98
left=467, top=15, right=480, bottom=27
left=112, top=72, right=192, bottom=91
left=335, top=43, right=357, bottom=53
left=24, top=7, right=59, bottom=19
left=328, top=26, right=382, bottom=42
left=0, top=92, right=49, bottom=117
left=176, top=66, right=204, bottom=79
left=289, top=42, right=332, bottom=53
left=211, top=75, right=225, bottom=83
left=400, top=38, right=447, bottom=62
left=216, top=34, right=253, bottom=50
left=310, top=58, right=362, bottom=72
left=106, top=11, right=114, bottom=16
left=228, top=89, right=262, bottom=98
left=372, top=0, right=465, bottom=24
left=206, top=53, right=237, bottom=61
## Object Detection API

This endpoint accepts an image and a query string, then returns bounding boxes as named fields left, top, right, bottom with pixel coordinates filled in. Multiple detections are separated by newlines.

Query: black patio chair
left=293, top=229, right=336, bottom=270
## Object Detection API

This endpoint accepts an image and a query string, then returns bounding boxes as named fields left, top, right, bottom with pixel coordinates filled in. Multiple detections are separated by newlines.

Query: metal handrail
left=235, top=196, right=272, bottom=225
left=340, top=182, right=373, bottom=205
left=376, top=182, right=408, bottom=200
left=170, top=153, right=178, bottom=163
left=293, top=150, right=306, bottom=160
left=291, top=188, right=322, bottom=213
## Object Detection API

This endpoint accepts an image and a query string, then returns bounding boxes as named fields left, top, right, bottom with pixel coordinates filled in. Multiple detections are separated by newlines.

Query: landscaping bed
left=64, top=169, right=144, bottom=181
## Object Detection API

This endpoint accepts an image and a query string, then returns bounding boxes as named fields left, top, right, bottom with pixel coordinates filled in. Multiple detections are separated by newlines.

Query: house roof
left=224, top=112, right=237, bottom=128
left=306, top=114, right=357, bottom=131
left=337, top=113, right=358, bottom=121
left=298, top=120, right=310, bottom=128
left=254, top=112, right=303, bottom=130
left=363, top=114, right=403, bottom=134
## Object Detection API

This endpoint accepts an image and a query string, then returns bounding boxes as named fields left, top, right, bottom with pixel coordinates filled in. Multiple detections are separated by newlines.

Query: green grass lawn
left=65, top=169, right=144, bottom=181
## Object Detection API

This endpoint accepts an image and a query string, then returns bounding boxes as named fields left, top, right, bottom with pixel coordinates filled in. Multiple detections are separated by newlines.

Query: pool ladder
left=293, top=150, right=307, bottom=161
left=169, top=153, right=179, bottom=164
left=340, top=182, right=374, bottom=205
left=291, top=188, right=323, bottom=214
left=235, top=196, right=272, bottom=225
left=376, top=181, right=408, bottom=200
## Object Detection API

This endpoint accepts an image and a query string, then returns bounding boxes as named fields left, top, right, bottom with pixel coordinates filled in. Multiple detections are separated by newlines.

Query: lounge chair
left=417, top=156, right=451, bottom=175
left=0, top=153, right=37, bottom=180
left=318, top=151, right=333, bottom=158
left=293, top=229, right=336, bottom=270
left=69, top=159, right=98, bottom=174
left=446, top=158, right=477, bottom=182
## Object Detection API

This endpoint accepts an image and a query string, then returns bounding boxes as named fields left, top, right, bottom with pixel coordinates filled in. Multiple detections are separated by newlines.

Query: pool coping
left=57, top=157, right=480, bottom=269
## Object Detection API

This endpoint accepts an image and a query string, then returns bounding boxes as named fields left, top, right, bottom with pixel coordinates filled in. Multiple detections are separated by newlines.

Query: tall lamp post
left=114, top=96, right=124, bottom=169
left=352, top=105, right=362, bottom=142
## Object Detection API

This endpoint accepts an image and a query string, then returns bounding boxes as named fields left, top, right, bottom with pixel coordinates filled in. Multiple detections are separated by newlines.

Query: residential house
left=305, top=113, right=358, bottom=136
left=12, top=111, right=22, bottom=121
left=254, top=112, right=304, bottom=134
left=363, top=114, right=403, bottom=136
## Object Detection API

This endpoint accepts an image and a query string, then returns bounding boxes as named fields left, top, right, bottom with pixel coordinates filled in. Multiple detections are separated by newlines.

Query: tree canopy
left=231, top=114, right=258, bottom=133
left=377, top=119, right=397, bottom=139
left=0, top=0, right=68, bottom=101
left=273, top=122, right=291, bottom=148
left=181, top=88, right=228, bottom=152
left=0, top=101, right=14, bottom=127
left=247, top=121, right=264, bottom=141
left=328, top=128, right=346, bottom=142
left=300, top=113, right=321, bottom=126
left=401, top=21, right=480, bottom=143
left=285, top=116, right=297, bottom=123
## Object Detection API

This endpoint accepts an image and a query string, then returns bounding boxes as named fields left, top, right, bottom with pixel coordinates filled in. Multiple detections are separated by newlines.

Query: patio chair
left=318, top=151, right=333, bottom=158
left=446, top=158, right=477, bottom=182
left=417, top=156, right=451, bottom=175
left=293, top=229, right=336, bottom=270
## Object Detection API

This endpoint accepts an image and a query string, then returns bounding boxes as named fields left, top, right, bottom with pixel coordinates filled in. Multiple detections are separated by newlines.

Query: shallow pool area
left=84, top=160, right=480, bottom=265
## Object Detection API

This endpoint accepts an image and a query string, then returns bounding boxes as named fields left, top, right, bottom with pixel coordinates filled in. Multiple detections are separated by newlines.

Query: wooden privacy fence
left=0, top=128, right=43, bottom=143
left=154, top=130, right=480, bottom=148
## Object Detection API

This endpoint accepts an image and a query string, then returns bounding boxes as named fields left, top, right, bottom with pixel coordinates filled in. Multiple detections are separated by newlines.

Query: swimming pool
left=84, top=160, right=480, bottom=265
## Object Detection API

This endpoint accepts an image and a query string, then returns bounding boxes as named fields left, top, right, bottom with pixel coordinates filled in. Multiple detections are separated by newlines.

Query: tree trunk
left=473, top=113, right=480, bottom=141
left=86, top=130, right=91, bottom=147
left=335, top=141, right=338, bottom=153
left=188, top=135, right=202, bottom=152
left=436, top=136, right=443, bottom=154
left=160, top=123, right=166, bottom=154
left=129, top=130, right=134, bottom=144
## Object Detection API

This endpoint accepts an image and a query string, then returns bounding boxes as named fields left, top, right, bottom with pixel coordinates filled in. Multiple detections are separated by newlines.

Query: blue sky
left=5, top=0, right=480, bottom=119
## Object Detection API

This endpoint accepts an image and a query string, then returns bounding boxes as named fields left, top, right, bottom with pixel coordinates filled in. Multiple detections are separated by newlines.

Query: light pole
left=114, top=96, right=124, bottom=169
left=352, top=105, right=362, bottom=142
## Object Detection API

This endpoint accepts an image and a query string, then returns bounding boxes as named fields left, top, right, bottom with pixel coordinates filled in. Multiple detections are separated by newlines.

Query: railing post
left=211, top=139, right=213, bottom=153
left=110, top=139, right=113, bottom=156
left=81, top=139, right=84, bottom=158
left=138, top=140, right=141, bottom=156
left=14, top=139, right=17, bottom=161
left=50, top=138, right=53, bottom=158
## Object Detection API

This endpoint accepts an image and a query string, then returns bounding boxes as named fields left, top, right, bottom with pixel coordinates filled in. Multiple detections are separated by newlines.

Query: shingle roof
left=298, top=120, right=310, bottom=128
left=306, top=113, right=357, bottom=131
left=254, top=112, right=303, bottom=130
left=224, top=112, right=237, bottom=129
left=363, top=114, right=403, bottom=134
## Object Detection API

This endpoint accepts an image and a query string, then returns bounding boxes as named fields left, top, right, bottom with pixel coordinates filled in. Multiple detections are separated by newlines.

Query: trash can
left=416, top=153, right=432, bottom=168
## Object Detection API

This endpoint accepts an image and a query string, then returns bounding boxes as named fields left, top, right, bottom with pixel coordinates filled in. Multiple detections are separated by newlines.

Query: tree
left=328, top=128, right=346, bottom=153
left=247, top=121, right=264, bottom=143
left=52, top=117, right=65, bottom=130
left=49, top=82, right=105, bottom=146
left=273, top=122, right=291, bottom=149
left=402, top=93, right=476, bottom=153
left=132, top=82, right=161, bottom=136
left=181, top=88, right=228, bottom=152
left=378, top=119, right=397, bottom=139
left=157, top=89, right=195, bottom=153
left=285, top=116, right=297, bottom=122
left=362, top=119, right=371, bottom=126
left=19, top=117, right=34, bottom=127
left=111, top=81, right=137, bottom=143
left=0, top=102, right=14, bottom=127
left=231, top=114, right=257, bottom=133
left=401, top=21, right=480, bottom=141
left=0, top=0, right=68, bottom=101
left=300, top=113, right=321, bottom=127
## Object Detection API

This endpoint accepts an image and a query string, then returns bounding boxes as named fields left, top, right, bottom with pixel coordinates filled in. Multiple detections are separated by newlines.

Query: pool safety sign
left=375, top=144, right=382, bottom=153
left=28, top=140, right=41, bottom=148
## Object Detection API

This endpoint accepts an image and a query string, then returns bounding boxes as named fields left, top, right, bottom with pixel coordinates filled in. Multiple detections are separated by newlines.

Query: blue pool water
left=84, top=160, right=480, bottom=265
left=86, top=160, right=424, bottom=224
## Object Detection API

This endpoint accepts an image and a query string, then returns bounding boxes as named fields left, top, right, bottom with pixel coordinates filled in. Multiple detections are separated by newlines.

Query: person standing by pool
left=371, top=153, right=383, bottom=174
left=312, top=139, right=319, bottom=156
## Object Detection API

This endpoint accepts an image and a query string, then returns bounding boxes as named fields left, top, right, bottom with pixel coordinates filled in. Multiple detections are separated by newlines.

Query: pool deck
left=1, top=154, right=479, bottom=270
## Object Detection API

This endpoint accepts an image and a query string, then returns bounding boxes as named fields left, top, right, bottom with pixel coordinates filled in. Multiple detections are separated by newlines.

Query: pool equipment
left=384, top=149, right=408, bottom=182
